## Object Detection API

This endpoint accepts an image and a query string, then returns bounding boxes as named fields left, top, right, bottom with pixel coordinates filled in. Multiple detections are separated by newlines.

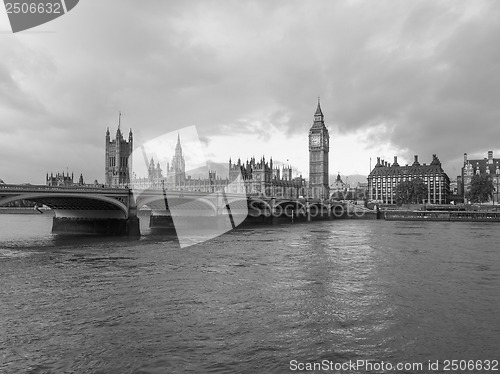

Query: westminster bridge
left=0, top=184, right=371, bottom=237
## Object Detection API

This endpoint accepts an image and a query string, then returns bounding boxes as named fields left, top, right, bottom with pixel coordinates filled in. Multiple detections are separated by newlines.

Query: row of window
left=108, top=157, right=129, bottom=167
left=373, top=180, right=445, bottom=185
left=465, top=170, right=500, bottom=175
left=372, top=188, right=444, bottom=195
left=369, top=176, right=446, bottom=181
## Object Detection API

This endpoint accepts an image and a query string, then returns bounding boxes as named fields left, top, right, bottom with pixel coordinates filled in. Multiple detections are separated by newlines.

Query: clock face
left=311, top=135, right=320, bottom=146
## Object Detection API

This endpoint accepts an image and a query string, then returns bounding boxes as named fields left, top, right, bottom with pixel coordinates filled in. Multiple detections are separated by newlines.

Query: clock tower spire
left=308, top=98, right=330, bottom=199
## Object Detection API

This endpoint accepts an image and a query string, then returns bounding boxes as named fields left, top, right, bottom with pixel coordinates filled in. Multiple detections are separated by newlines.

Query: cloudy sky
left=1, top=0, right=499, bottom=184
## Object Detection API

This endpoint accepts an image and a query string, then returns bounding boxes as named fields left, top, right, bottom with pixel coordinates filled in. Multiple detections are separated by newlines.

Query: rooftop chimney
left=413, top=155, right=420, bottom=166
left=488, top=150, right=493, bottom=160
left=393, top=156, right=399, bottom=167
left=431, top=154, right=441, bottom=166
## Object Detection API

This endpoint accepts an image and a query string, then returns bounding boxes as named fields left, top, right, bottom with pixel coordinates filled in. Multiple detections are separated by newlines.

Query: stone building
left=46, top=172, right=84, bottom=187
left=227, top=157, right=305, bottom=198
left=308, top=99, right=330, bottom=199
left=131, top=134, right=229, bottom=193
left=106, top=102, right=318, bottom=198
left=330, top=173, right=348, bottom=199
left=462, top=151, right=500, bottom=202
left=368, top=154, right=450, bottom=204
left=105, top=115, right=133, bottom=187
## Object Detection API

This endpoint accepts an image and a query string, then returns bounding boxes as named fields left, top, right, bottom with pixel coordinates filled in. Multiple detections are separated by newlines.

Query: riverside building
left=368, top=154, right=450, bottom=204
left=462, top=151, right=500, bottom=203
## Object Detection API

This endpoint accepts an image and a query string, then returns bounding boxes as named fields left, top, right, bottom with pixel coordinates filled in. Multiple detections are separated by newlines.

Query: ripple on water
left=0, top=248, right=36, bottom=258
left=1, top=218, right=500, bottom=373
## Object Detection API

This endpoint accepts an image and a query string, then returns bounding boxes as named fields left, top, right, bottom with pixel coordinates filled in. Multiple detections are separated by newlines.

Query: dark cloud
left=1, top=0, right=499, bottom=183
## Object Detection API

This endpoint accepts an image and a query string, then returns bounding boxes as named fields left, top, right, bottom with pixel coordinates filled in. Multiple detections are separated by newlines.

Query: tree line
left=394, top=175, right=495, bottom=205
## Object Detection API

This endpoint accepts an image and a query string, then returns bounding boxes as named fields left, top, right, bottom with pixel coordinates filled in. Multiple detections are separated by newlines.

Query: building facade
left=368, top=154, right=450, bottom=204
left=330, top=174, right=348, bottom=199
left=227, top=157, right=305, bottom=199
left=130, top=135, right=305, bottom=197
left=462, top=151, right=500, bottom=203
left=46, top=172, right=84, bottom=187
left=105, top=117, right=133, bottom=186
left=131, top=135, right=229, bottom=193
left=105, top=102, right=317, bottom=198
left=308, top=100, right=330, bottom=199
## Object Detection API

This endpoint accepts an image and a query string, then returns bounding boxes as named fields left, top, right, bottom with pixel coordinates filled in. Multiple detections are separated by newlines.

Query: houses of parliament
left=103, top=101, right=330, bottom=199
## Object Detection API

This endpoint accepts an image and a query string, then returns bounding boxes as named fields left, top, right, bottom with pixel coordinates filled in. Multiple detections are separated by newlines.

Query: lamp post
left=496, top=177, right=499, bottom=209
left=346, top=176, right=349, bottom=201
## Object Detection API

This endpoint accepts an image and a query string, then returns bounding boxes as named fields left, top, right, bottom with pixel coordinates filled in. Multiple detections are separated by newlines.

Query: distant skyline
left=1, top=1, right=500, bottom=184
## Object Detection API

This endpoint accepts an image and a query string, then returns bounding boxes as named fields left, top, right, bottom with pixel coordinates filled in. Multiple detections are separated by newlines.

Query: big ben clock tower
left=308, top=99, right=330, bottom=199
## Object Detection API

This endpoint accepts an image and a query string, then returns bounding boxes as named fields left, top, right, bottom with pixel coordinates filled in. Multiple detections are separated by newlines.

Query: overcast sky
left=1, top=0, right=499, bottom=184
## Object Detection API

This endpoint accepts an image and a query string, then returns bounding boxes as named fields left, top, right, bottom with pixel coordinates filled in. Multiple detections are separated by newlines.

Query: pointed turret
left=315, top=97, right=323, bottom=117
left=312, top=97, right=325, bottom=129
left=175, top=133, right=182, bottom=155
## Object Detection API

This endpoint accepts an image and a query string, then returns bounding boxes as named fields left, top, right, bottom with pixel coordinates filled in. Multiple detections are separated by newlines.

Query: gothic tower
left=105, top=113, right=133, bottom=186
left=308, top=99, right=330, bottom=199
left=167, top=133, right=186, bottom=186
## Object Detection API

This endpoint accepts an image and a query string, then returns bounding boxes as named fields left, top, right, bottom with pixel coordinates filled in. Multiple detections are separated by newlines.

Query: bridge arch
left=0, top=193, right=129, bottom=218
left=135, top=195, right=217, bottom=215
left=307, top=202, right=330, bottom=219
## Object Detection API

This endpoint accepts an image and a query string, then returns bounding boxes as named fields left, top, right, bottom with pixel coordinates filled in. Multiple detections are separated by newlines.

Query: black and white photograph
left=1, top=1, right=499, bottom=373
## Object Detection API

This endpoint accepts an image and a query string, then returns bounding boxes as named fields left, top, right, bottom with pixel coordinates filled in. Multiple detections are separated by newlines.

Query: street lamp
left=495, top=177, right=499, bottom=209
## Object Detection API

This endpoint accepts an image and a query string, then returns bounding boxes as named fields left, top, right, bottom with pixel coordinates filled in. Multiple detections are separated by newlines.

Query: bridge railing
left=0, top=184, right=129, bottom=193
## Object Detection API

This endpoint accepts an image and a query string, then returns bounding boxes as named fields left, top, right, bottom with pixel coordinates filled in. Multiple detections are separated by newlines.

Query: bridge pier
left=267, top=197, right=276, bottom=225
left=149, top=210, right=174, bottom=229
left=52, top=216, right=140, bottom=236
left=50, top=192, right=140, bottom=236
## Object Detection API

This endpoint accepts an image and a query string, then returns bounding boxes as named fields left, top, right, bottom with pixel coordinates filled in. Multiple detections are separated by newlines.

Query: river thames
left=0, top=214, right=499, bottom=373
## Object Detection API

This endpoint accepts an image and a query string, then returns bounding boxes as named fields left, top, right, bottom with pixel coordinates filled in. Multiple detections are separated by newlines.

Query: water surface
left=0, top=215, right=499, bottom=373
